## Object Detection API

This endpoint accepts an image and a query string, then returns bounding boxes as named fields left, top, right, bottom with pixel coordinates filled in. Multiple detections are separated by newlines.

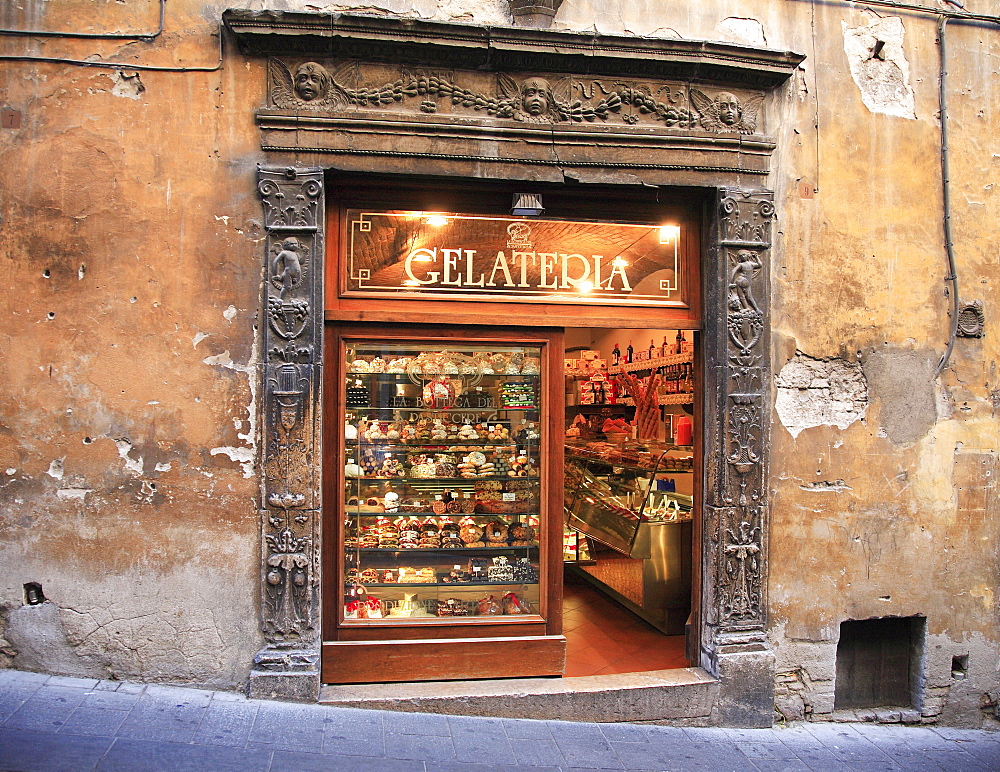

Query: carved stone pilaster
left=702, top=187, right=774, bottom=726
left=249, top=166, right=324, bottom=702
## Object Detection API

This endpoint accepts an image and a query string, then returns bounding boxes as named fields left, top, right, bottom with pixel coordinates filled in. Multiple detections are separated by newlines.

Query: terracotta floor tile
left=563, top=578, right=691, bottom=675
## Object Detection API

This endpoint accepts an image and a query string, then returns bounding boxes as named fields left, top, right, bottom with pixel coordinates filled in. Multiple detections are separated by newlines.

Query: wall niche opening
left=835, top=615, right=925, bottom=710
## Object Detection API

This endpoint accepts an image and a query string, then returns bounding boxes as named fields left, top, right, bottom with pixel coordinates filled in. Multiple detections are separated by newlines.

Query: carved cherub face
left=521, top=77, right=551, bottom=116
left=716, top=92, right=742, bottom=126
left=282, top=237, right=299, bottom=252
left=293, top=62, right=330, bottom=102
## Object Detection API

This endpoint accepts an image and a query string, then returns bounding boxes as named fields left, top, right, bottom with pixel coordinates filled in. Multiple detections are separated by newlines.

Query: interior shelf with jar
left=341, top=341, right=548, bottom=624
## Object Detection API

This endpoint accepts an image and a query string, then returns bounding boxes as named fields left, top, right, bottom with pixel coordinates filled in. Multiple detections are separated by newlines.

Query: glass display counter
left=564, top=439, right=693, bottom=634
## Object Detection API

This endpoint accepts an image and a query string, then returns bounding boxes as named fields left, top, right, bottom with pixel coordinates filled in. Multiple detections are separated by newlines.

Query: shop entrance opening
left=321, top=178, right=706, bottom=685
left=562, top=327, right=696, bottom=677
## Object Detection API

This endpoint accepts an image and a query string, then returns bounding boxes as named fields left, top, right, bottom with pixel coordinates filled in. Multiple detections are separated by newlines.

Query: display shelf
left=347, top=441, right=530, bottom=449
left=609, top=351, right=693, bottom=374
left=356, top=581, right=536, bottom=588
left=346, top=475, right=539, bottom=483
left=350, top=546, right=538, bottom=555
left=341, top=336, right=547, bottom=631
left=345, top=406, right=539, bottom=412
left=347, top=372, right=541, bottom=379
left=565, top=404, right=636, bottom=415
left=347, top=513, right=540, bottom=519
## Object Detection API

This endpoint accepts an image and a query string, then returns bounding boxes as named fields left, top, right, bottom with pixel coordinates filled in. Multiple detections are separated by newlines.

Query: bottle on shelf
left=661, top=336, right=669, bottom=358
left=626, top=340, right=634, bottom=364
left=648, top=340, right=655, bottom=359
left=675, top=329, right=684, bottom=354
left=611, top=343, right=621, bottom=367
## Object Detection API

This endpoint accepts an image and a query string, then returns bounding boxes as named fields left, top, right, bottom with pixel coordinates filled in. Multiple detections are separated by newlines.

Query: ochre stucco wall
left=1, top=0, right=997, bottom=721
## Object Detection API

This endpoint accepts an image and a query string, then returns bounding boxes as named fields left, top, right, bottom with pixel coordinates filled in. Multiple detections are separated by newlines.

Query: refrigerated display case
left=324, top=327, right=565, bottom=683
left=564, top=439, right=693, bottom=634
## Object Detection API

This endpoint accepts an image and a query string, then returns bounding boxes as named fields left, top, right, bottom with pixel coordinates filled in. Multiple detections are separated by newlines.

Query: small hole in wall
left=42, top=269, right=51, bottom=278
left=24, top=582, right=45, bottom=605
left=83, top=436, right=93, bottom=444
left=47, top=312, right=55, bottom=320
left=952, top=654, right=969, bottom=680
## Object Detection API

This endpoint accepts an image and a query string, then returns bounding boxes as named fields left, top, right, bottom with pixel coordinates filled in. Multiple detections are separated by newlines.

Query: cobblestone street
left=1, top=670, right=998, bottom=771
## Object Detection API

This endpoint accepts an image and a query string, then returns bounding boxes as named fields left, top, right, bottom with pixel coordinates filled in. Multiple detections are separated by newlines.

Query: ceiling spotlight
left=425, top=214, right=449, bottom=227
left=578, top=280, right=594, bottom=294
left=611, top=257, right=628, bottom=268
left=659, top=225, right=680, bottom=243
left=511, top=193, right=544, bottom=217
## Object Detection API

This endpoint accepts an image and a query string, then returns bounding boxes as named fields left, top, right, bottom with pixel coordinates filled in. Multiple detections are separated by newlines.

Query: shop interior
left=562, top=327, right=695, bottom=677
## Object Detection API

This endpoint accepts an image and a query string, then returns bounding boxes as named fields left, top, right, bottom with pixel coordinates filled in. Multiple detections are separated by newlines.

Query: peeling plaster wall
left=0, top=0, right=998, bottom=724
left=765, top=0, right=1000, bottom=727
left=0, top=0, right=265, bottom=687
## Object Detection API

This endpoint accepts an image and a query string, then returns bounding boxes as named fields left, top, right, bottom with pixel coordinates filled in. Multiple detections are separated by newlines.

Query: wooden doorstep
left=322, top=635, right=567, bottom=684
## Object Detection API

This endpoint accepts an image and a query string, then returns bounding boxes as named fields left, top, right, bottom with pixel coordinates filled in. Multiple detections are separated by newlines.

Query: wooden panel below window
left=322, top=635, right=566, bottom=683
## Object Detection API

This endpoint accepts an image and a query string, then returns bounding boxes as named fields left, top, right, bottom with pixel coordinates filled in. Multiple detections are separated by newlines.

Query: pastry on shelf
left=502, top=592, right=534, bottom=615
left=388, top=592, right=432, bottom=618
left=436, top=598, right=469, bottom=617
left=475, top=594, right=502, bottom=616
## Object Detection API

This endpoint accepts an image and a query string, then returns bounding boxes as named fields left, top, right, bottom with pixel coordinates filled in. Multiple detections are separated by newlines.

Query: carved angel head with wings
left=293, top=62, right=329, bottom=102
left=269, top=59, right=350, bottom=110
left=690, top=88, right=762, bottom=134
left=498, top=74, right=570, bottom=123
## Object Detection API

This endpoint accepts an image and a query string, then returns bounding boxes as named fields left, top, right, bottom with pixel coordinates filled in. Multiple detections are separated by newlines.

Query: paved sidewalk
left=1, top=670, right=998, bottom=771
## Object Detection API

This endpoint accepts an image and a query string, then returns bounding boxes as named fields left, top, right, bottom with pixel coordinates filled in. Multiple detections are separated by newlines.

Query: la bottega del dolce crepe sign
left=344, top=212, right=686, bottom=307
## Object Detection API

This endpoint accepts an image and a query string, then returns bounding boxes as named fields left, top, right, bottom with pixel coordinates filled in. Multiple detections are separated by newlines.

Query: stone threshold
left=320, top=666, right=719, bottom=724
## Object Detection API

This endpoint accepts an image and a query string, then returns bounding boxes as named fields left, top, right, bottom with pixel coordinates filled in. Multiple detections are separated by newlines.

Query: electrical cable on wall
left=0, top=0, right=164, bottom=39
left=0, top=0, right=221, bottom=71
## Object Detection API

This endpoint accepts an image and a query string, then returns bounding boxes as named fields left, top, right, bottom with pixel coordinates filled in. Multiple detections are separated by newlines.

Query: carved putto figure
left=499, top=74, right=565, bottom=122
left=272, top=237, right=304, bottom=300
left=729, top=249, right=762, bottom=313
left=269, top=59, right=347, bottom=108
left=690, top=88, right=762, bottom=134
left=293, top=62, right=329, bottom=102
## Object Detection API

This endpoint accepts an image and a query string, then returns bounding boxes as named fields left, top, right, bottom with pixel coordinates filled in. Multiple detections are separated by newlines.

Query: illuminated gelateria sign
left=342, top=211, right=686, bottom=307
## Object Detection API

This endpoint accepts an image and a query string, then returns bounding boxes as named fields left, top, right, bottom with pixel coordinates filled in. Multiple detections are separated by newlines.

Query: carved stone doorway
left=229, top=10, right=799, bottom=727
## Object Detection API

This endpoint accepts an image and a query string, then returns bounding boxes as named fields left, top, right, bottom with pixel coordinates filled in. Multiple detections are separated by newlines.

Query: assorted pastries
left=347, top=351, right=540, bottom=376
left=349, top=516, right=537, bottom=550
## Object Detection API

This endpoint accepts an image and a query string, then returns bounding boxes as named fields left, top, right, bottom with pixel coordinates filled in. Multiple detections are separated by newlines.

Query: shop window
left=835, top=616, right=925, bottom=709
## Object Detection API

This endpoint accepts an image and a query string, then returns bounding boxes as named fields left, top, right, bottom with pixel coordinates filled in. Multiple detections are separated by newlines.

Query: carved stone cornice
left=223, top=11, right=805, bottom=89
left=257, top=111, right=776, bottom=176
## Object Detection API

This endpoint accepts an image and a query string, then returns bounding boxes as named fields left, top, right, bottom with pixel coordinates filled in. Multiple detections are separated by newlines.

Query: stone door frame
left=229, top=11, right=795, bottom=726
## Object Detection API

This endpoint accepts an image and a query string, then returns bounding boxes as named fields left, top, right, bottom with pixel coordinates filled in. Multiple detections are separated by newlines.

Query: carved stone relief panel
left=703, top=188, right=773, bottom=641
left=266, top=58, right=765, bottom=135
left=256, top=167, right=324, bottom=657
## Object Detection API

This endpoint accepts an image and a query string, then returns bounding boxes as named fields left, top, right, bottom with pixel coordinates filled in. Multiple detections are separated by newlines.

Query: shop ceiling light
left=659, top=225, right=680, bottom=243
left=578, top=280, right=594, bottom=293
left=425, top=214, right=450, bottom=227
left=511, top=193, right=544, bottom=217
